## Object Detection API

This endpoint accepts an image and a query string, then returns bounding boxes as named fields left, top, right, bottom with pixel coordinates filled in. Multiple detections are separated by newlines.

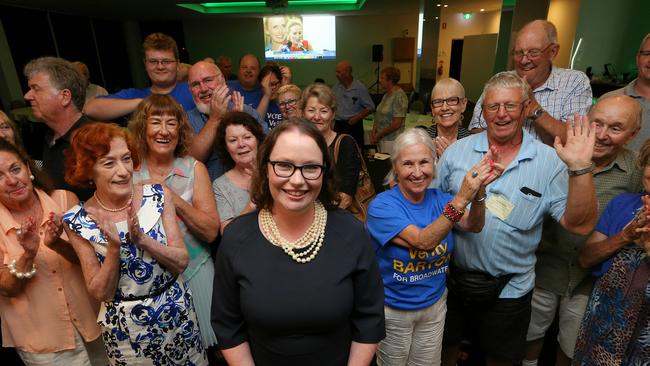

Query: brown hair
left=0, top=111, right=24, bottom=148
left=250, top=118, right=338, bottom=211
left=637, top=139, right=650, bottom=168
left=142, top=32, right=179, bottom=60
left=65, top=123, right=141, bottom=188
left=128, top=94, right=193, bottom=158
left=0, top=139, right=54, bottom=195
left=215, top=111, right=265, bottom=171
left=381, top=66, right=401, bottom=84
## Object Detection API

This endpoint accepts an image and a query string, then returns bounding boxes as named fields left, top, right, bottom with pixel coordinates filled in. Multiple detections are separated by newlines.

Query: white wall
left=547, top=0, right=581, bottom=68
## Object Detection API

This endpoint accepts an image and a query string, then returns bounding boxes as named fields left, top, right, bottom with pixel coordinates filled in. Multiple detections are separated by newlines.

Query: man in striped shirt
left=469, top=20, right=592, bottom=146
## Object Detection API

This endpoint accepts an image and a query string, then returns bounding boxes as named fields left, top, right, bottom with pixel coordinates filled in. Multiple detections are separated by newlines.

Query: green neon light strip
left=177, top=0, right=364, bottom=13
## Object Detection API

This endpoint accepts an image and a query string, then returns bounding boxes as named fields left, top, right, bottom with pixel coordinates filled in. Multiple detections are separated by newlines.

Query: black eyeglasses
left=145, top=59, right=177, bottom=66
left=269, top=160, right=325, bottom=180
left=431, top=97, right=462, bottom=108
left=278, top=98, right=299, bottom=109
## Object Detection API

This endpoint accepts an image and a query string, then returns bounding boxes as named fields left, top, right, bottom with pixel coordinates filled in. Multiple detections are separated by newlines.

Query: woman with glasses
left=212, top=118, right=386, bottom=366
left=301, top=83, right=362, bottom=211
left=128, top=95, right=219, bottom=349
left=277, top=84, right=302, bottom=121
left=425, top=78, right=471, bottom=158
left=371, top=67, right=408, bottom=153
left=213, top=112, right=265, bottom=233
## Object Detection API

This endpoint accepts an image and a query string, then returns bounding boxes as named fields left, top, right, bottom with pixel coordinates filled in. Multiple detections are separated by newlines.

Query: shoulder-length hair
left=65, top=122, right=141, bottom=188
left=250, top=118, right=338, bottom=211
left=128, top=94, right=193, bottom=158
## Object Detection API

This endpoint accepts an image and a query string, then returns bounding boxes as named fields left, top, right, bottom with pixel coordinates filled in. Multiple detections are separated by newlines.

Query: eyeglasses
left=278, top=98, right=299, bottom=109
left=511, top=44, right=554, bottom=59
left=431, top=97, right=462, bottom=108
left=189, top=75, right=218, bottom=89
left=639, top=50, right=650, bottom=57
left=146, top=59, right=177, bottom=66
left=269, top=160, right=325, bottom=180
left=483, top=101, right=527, bottom=113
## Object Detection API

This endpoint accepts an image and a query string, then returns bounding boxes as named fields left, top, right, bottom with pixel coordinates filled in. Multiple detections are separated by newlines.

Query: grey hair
left=431, top=77, right=465, bottom=99
left=385, top=128, right=437, bottom=184
left=639, top=33, right=650, bottom=53
left=483, top=71, right=530, bottom=101
left=522, top=20, right=558, bottom=44
left=24, top=57, right=86, bottom=112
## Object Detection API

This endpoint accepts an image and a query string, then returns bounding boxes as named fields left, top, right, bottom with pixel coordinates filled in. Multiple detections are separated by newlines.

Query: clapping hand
left=43, top=212, right=64, bottom=248
left=554, top=113, right=595, bottom=170
left=623, top=195, right=650, bottom=255
left=457, top=147, right=504, bottom=203
left=434, top=136, right=451, bottom=158
left=126, top=205, right=144, bottom=246
left=16, top=217, right=40, bottom=258
left=85, top=206, right=122, bottom=245
left=209, top=84, right=231, bottom=121
left=232, top=91, right=244, bottom=112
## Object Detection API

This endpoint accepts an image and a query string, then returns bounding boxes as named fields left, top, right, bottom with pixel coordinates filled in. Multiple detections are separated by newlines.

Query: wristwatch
left=529, top=106, right=545, bottom=121
left=568, top=162, right=595, bottom=177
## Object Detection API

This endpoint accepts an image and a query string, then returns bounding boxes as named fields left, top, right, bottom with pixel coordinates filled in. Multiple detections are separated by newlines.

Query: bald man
left=524, top=95, right=643, bottom=366
left=333, top=60, right=375, bottom=148
left=470, top=20, right=593, bottom=145
left=187, top=61, right=265, bottom=180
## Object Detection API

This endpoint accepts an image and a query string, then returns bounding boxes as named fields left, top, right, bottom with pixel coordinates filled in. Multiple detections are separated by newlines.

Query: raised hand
left=481, top=146, right=504, bottom=186
left=434, top=136, right=451, bottom=158
left=126, top=204, right=144, bottom=246
left=280, top=65, right=292, bottom=85
left=209, top=84, right=231, bottom=121
left=43, top=212, right=64, bottom=248
left=85, top=206, right=122, bottom=245
left=554, top=113, right=595, bottom=170
left=261, top=73, right=272, bottom=97
left=232, top=91, right=244, bottom=112
left=16, top=217, right=40, bottom=258
left=456, top=150, right=503, bottom=204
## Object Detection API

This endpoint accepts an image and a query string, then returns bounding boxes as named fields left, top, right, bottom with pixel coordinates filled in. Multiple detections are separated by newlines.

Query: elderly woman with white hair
left=425, top=78, right=471, bottom=158
left=366, top=128, right=503, bottom=366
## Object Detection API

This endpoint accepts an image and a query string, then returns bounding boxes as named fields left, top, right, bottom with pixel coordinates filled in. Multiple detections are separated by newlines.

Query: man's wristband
left=529, top=106, right=545, bottom=121
left=567, top=162, right=595, bottom=177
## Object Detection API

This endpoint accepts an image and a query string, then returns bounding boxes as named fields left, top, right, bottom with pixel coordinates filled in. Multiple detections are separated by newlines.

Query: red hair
left=64, top=122, right=141, bottom=188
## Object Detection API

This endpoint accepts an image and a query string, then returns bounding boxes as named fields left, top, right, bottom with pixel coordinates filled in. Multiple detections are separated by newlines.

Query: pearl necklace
left=94, top=191, right=134, bottom=212
left=259, top=201, right=327, bottom=263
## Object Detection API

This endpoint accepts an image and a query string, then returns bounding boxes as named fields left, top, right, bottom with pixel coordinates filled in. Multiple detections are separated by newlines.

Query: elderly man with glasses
left=437, top=71, right=597, bottom=366
left=333, top=60, right=375, bottom=148
left=85, top=33, right=195, bottom=122
left=469, top=20, right=592, bottom=146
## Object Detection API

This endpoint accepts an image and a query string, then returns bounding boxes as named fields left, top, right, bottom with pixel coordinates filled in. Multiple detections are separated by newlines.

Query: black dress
left=211, top=209, right=385, bottom=366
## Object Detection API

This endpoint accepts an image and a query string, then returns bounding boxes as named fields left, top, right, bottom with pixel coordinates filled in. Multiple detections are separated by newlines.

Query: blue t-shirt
left=227, top=80, right=263, bottom=109
left=266, top=102, right=282, bottom=129
left=592, top=192, right=643, bottom=276
left=366, top=186, right=454, bottom=310
left=99, top=82, right=195, bottom=111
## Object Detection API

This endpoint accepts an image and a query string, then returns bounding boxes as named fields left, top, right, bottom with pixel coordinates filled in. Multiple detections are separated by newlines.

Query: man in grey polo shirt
left=524, top=95, right=642, bottom=366
left=599, top=33, right=650, bottom=151
left=333, top=60, right=375, bottom=148
left=470, top=20, right=592, bottom=146
left=438, top=71, right=597, bottom=366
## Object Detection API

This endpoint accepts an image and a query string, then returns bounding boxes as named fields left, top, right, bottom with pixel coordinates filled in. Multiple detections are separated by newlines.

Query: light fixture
left=480, top=8, right=485, bottom=11
left=462, top=13, right=472, bottom=20
left=435, top=16, right=439, bottom=19
left=178, top=0, right=366, bottom=13
left=443, top=4, right=448, bottom=7
left=436, top=3, right=441, bottom=7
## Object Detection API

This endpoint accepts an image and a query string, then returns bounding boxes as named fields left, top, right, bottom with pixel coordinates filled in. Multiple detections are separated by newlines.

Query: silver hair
left=431, top=77, right=465, bottom=99
left=640, top=33, right=650, bottom=53
left=386, top=128, right=437, bottom=184
left=483, top=71, right=530, bottom=101
left=522, top=20, right=558, bottom=44
left=24, top=56, right=86, bottom=112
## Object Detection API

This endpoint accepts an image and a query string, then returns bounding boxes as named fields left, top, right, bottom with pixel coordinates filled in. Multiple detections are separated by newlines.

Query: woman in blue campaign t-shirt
left=367, top=128, right=502, bottom=366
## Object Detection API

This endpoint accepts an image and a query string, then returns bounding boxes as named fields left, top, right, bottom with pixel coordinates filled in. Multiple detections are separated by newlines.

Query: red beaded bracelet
left=443, top=202, right=464, bottom=223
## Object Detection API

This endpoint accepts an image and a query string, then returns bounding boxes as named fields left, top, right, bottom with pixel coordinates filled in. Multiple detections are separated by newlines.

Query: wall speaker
left=372, top=44, right=383, bottom=62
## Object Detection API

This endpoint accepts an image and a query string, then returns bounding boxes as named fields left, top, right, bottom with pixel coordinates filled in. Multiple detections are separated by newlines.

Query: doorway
left=449, top=38, right=464, bottom=80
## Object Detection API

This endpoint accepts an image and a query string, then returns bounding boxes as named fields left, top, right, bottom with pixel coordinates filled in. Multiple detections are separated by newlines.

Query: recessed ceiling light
left=443, top=4, right=448, bottom=7
left=480, top=8, right=485, bottom=11
left=435, top=16, right=439, bottom=19
left=437, top=3, right=441, bottom=6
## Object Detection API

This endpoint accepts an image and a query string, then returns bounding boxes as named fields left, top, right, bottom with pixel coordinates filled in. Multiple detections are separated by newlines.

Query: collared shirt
left=227, top=80, right=263, bottom=109
left=469, top=67, right=593, bottom=140
left=535, top=149, right=642, bottom=296
left=333, top=79, right=375, bottom=121
left=437, top=130, right=568, bottom=298
left=98, top=81, right=195, bottom=111
left=600, top=79, right=650, bottom=151
left=0, top=189, right=101, bottom=353
left=186, top=105, right=266, bottom=182
left=42, top=115, right=94, bottom=201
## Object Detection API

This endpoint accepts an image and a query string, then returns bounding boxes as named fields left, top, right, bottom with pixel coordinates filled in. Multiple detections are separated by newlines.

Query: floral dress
left=63, top=184, right=207, bottom=366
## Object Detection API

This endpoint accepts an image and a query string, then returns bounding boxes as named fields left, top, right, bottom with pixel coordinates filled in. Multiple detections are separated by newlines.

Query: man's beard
left=195, top=100, right=211, bottom=115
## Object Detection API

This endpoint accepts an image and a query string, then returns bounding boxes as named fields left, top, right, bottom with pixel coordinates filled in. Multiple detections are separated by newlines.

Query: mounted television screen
left=263, top=15, right=336, bottom=60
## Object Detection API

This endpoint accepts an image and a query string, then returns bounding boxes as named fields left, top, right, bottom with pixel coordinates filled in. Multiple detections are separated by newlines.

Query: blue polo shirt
left=367, top=186, right=454, bottom=310
left=437, top=130, right=568, bottom=298
left=591, top=192, right=643, bottom=276
left=99, top=82, right=195, bottom=111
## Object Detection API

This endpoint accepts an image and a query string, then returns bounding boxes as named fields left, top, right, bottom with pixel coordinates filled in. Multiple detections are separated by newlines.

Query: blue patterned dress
left=63, top=184, right=207, bottom=366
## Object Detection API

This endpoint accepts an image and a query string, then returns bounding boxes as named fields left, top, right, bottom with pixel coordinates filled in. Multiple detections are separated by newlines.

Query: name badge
left=486, top=194, right=514, bottom=221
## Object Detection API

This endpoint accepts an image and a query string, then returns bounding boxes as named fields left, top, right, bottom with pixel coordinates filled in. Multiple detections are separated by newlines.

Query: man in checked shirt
left=469, top=20, right=592, bottom=145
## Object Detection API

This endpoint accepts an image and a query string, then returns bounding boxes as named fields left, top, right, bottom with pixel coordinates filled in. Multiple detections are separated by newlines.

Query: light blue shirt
left=437, top=130, right=568, bottom=298
left=333, top=79, right=375, bottom=120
